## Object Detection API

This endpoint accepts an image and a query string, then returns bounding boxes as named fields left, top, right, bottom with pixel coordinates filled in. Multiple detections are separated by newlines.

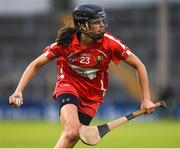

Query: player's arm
left=123, top=53, right=155, bottom=114
left=9, top=54, right=51, bottom=107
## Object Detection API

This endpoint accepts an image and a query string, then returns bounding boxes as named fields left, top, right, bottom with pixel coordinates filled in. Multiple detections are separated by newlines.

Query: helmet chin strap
left=90, top=32, right=105, bottom=40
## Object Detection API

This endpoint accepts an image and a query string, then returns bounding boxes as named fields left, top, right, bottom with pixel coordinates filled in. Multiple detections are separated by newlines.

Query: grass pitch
left=0, top=119, right=179, bottom=148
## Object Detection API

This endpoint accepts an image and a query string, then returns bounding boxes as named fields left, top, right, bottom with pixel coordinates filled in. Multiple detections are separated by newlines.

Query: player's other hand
left=141, top=100, right=155, bottom=114
left=9, top=92, right=23, bottom=108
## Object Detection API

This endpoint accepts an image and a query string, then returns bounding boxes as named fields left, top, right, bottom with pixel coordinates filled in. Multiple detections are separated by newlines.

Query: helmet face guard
left=73, top=4, right=108, bottom=40
left=88, top=17, right=107, bottom=25
left=85, top=17, right=108, bottom=40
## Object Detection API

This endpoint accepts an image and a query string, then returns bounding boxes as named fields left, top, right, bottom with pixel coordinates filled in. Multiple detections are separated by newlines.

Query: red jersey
left=43, top=32, right=132, bottom=117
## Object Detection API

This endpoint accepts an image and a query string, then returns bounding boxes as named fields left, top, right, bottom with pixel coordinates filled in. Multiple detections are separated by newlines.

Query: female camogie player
left=9, top=4, right=155, bottom=148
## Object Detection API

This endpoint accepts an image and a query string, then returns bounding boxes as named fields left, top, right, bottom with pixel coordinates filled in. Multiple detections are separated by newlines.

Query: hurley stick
left=79, top=101, right=166, bottom=145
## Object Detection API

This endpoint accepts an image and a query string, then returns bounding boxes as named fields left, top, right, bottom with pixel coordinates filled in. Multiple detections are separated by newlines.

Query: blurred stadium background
left=0, top=0, right=179, bottom=148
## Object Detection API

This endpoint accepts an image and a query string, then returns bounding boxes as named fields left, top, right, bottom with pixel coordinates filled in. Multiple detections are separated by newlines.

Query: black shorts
left=56, top=93, right=93, bottom=126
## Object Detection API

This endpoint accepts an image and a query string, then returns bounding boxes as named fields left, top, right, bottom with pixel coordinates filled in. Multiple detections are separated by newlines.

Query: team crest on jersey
left=96, top=55, right=103, bottom=64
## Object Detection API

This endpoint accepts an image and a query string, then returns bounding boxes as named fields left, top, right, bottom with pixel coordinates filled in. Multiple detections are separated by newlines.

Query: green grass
left=0, top=119, right=179, bottom=148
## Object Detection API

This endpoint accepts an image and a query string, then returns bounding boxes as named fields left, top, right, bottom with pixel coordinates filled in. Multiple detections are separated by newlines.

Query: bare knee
left=63, top=127, right=80, bottom=143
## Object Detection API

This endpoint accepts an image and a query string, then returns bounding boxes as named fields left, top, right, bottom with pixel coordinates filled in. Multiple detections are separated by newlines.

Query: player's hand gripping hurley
left=79, top=101, right=166, bottom=146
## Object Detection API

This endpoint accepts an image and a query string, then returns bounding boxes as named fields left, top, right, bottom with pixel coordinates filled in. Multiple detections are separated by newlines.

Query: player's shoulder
left=104, top=31, right=115, bottom=38
left=43, top=42, right=62, bottom=53
left=48, top=42, right=61, bottom=49
left=103, top=32, right=121, bottom=43
left=103, top=31, right=125, bottom=48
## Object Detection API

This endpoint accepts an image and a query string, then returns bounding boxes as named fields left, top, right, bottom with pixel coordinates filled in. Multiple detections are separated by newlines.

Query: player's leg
left=54, top=104, right=80, bottom=148
left=54, top=94, right=80, bottom=148
left=54, top=93, right=94, bottom=148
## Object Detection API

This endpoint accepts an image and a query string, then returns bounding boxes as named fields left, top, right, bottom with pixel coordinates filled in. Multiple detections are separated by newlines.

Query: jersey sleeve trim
left=104, top=33, right=132, bottom=64
left=43, top=51, right=54, bottom=60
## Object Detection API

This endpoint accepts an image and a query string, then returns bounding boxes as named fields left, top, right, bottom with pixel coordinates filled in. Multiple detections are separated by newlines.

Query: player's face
left=89, top=19, right=106, bottom=35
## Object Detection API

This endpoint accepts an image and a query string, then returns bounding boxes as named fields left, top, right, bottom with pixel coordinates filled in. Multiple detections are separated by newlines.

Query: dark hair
left=56, top=27, right=77, bottom=47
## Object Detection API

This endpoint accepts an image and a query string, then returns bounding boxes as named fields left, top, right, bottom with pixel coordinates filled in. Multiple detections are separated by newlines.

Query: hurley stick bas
left=79, top=101, right=166, bottom=146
